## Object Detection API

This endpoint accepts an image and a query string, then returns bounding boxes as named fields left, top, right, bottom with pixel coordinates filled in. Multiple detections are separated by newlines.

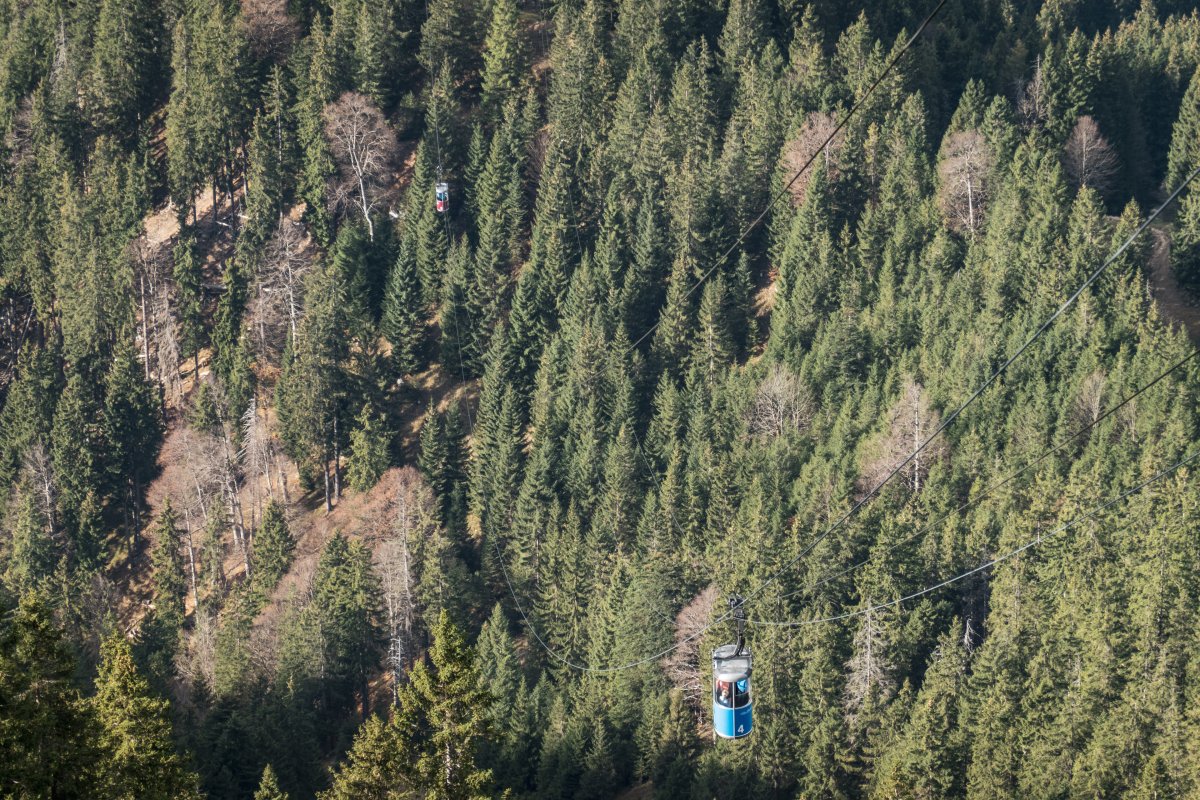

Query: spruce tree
left=251, top=501, right=294, bottom=597
left=141, top=501, right=188, bottom=683
left=297, top=49, right=337, bottom=245
left=51, top=373, right=105, bottom=564
left=276, top=257, right=346, bottom=510
left=652, top=253, right=696, bottom=383
left=419, top=0, right=483, bottom=80
left=1167, top=65, right=1200, bottom=190
left=173, top=234, right=205, bottom=376
left=440, top=238, right=479, bottom=374
left=873, top=630, right=968, bottom=798
left=165, top=17, right=204, bottom=218
left=254, top=764, right=290, bottom=800
left=103, top=340, right=163, bottom=539
left=690, top=276, right=735, bottom=387
left=353, top=5, right=391, bottom=107
left=93, top=629, right=202, bottom=799
left=0, top=593, right=100, bottom=798
left=243, top=68, right=298, bottom=249
left=5, top=487, right=55, bottom=595
left=397, top=610, right=495, bottom=799
left=312, top=533, right=383, bottom=717
left=646, top=690, right=699, bottom=800
left=480, top=0, right=526, bottom=118
left=348, top=402, right=392, bottom=492
left=381, top=232, right=426, bottom=376
left=1173, top=183, right=1200, bottom=287
left=151, top=506, right=186, bottom=613
left=321, top=714, right=406, bottom=799
left=717, top=0, right=768, bottom=76
left=419, top=403, right=464, bottom=529
left=87, top=0, right=158, bottom=139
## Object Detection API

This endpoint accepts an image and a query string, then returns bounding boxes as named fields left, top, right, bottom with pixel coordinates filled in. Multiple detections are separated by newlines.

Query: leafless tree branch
left=1064, top=115, right=1119, bottom=195
left=938, top=130, right=994, bottom=236
left=324, top=92, right=399, bottom=241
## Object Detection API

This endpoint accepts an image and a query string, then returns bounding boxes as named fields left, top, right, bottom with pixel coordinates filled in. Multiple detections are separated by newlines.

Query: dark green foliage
left=396, top=610, right=495, bottom=799
left=254, top=764, right=289, bottom=800
left=251, top=501, right=294, bottom=598
left=243, top=68, right=299, bottom=250
left=275, top=244, right=361, bottom=509
left=93, top=629, right=203, bottom=799
left=2, top=4, right=1200, bottom=800
left=87, top=0, right=160, bottom=140
left=165, top=2, right=250, bottom=222
left=419, top=0, right=483, bottom=81
left=104, top=340, right=163, bottom=535
left=646, top=690, right=700, bottom=798
left=323, top=611, right=496, bottom=799
left=173, top=233, right=206, bottom=369
left=139, top=501, right=187, bottom=687
left=312, top=533, right=383, bottom=717
left=480, top=0, right=526, bottom=119
left=347, top=401, right=392, bottom=492
left=381, top=231, right=426, bottom=376
left=4, top=487, right=55, bottom=595
left=320, top=714, right=405, bottom=799
left=50, top=373, right=106, bottom=564
left=0, top=593, right=99, bottom=798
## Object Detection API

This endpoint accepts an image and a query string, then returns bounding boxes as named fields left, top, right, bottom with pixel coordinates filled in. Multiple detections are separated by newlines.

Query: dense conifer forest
left=3, top=0, right=1200, bottom=797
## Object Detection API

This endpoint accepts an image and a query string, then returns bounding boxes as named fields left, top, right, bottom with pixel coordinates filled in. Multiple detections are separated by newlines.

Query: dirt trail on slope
left=1147, top=226, right=1200, bottom=345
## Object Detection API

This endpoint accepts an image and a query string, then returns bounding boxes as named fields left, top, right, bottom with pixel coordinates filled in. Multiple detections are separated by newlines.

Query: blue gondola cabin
left=712, top=644, right=752, bottom=738
left=435, top=182, right=450, bottom=214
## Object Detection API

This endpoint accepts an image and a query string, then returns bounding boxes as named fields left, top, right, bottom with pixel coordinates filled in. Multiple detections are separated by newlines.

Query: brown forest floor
left=1148, top=225, right=1200, bottom=344
left=115, top=197, right=1200, bottom=636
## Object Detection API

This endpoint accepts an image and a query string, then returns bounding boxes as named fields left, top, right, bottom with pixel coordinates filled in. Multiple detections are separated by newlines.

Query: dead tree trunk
left=332, top=414, right=341, bottom=503
left=183, top=507, right=200, bottom=611
left=140, top=272, right=151, bottom=381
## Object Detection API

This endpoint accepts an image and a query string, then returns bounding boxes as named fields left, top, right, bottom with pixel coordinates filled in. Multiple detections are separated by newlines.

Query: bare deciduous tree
left=22, top=441, right=57, bottom=539
left=324, top=92, right=399, bottom=241
left=240, top=397, right=285, bottom=525
left=1063, top=115, right=1119, bottom=195
left=844, top=603, right=893, bottom=722
left=663, top=584, right=718, bottom=725
left=859, top=379, right=949, bottom=496
left=153, top=292, right=182, bottom=406
left=376, top=467, right=438, bottom=701
left=184, top=383, right=252, bottom=577
left=938, top=130, right=994, bottom=236
left=1073, top=369, right=1107, bottom=430
left=181, top=504, right=200, bottom=611
left=240, top=0, right=299, bottom=62
left=178, top=606, right=218, bottom=692
left=781, top=111, right=845, bottom=205
left=246, top=612, right=281, bottom=680
left=250, top=219, right=311, bottom=362
left=747, top=366, right=815, bottom=437
left=131, top=236, right=176, bottom=395
left=1017, top=57, right=1048, bottom=129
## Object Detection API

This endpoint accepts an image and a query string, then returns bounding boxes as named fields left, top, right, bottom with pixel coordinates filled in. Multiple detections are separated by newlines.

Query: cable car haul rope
left=440, top=0, right=1200, bottom=742
left=747, top=450, right=1200, bottom=628
left=491, top=157, right=1200, bottom=674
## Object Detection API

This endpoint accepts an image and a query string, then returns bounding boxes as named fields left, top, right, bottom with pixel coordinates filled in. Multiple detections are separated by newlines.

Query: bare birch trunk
left=183, top=507, right=200, bottom=611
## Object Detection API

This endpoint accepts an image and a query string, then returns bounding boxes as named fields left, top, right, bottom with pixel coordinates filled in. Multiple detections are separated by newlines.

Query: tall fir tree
left=397, top=610, right=495, bottom=799
left=93, top=629, right=202, bottom=799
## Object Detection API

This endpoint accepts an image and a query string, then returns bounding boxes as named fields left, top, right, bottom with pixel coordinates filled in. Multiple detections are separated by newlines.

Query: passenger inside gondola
left=716, top=680, right=732, bottom=707
left=732, top=678, right=750, bottom=708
